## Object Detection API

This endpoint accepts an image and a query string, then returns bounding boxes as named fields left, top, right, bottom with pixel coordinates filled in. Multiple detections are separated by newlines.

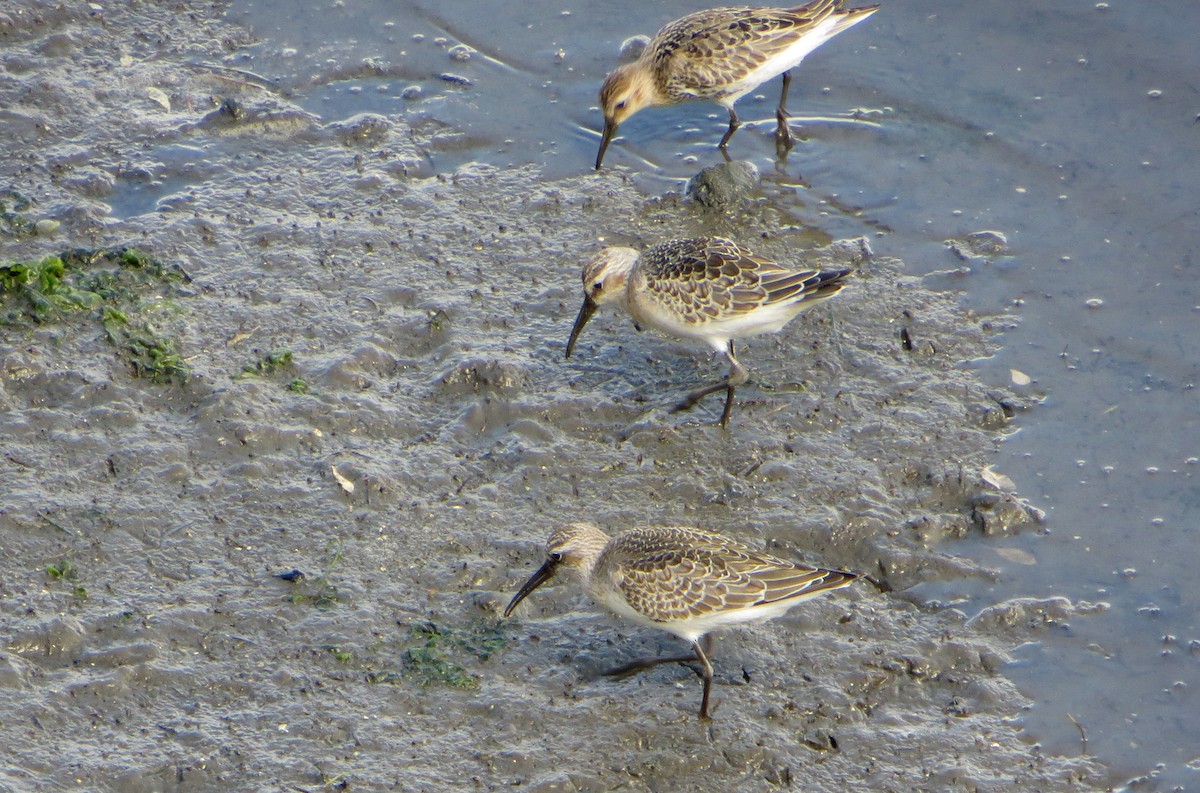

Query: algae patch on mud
left=364, top=621, right=508, bottom=689
left=1, top=247, right=191, bottom=384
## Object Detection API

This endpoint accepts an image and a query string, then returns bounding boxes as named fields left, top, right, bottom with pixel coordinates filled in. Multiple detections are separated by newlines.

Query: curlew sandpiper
left=595, top=1, right=880, bottom=168
left=566, top=236, right=852, bottom=427
left=504, top=522, right=857, bottom=719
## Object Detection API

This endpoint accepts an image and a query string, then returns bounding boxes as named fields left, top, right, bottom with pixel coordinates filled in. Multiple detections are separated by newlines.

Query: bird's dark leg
left=603, top=635, right=716, bottom=682
left=718, top=342, right=746, bottom=427
left=693, top=638, right=716, bottom=719
left=776, top=71, right=795, bottom=151
left=603, top=654, right=699, bottom=677
left=718, top=106, right=741, bottom=150
left=672, top=341, right=748, bottom=428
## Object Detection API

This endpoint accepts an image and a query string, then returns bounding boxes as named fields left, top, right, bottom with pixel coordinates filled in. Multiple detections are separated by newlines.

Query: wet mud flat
left=1, top=2, right=1104, bottom=790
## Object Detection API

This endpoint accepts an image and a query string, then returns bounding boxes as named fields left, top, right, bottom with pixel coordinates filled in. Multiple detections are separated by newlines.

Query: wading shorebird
left=504, top=522, right=857, bottom=719
left=566, top=236, right=852, bottom=427
left=594, top=0, right=880, bottom=168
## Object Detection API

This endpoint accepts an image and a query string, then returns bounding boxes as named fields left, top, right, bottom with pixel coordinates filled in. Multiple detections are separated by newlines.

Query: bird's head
left=595, top=65, right=656, bottom=168
left=565, top=247, right=639, bottom=358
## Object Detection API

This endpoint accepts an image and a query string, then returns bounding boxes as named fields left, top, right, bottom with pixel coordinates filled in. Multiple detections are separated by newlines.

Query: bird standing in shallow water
left=595, top=0, right=880, bottom=169
left=566, top=236, right=852, bottom=427
left=504, top=522, right=857, bottom=719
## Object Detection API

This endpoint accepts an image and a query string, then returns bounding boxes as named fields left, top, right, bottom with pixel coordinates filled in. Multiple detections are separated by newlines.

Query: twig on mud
left=185, top=61, right=282, bottom=93
left=1067, top=712, right=1089, bottom=756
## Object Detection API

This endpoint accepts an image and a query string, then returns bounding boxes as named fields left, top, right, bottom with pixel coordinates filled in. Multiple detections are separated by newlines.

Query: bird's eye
left=615, top=100, right=627, bottom=110
left=592, top=282, right=603, bottom=292
left=549, top=551, right=563, bottom=562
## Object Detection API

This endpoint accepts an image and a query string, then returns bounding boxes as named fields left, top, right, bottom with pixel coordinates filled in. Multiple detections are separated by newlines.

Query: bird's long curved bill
left=565, top=296, right=597, bottom=359
left=595, top=119, right=618, bottom=170
left=503, top=558, right=558, bottom=617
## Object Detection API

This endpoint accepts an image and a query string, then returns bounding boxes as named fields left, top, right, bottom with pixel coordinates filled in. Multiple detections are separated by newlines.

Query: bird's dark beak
left=595, top=118, right=618, bottom=170
left=565, top=296, right=598, bottom=359
left=503, top=558, right=559, bottom=617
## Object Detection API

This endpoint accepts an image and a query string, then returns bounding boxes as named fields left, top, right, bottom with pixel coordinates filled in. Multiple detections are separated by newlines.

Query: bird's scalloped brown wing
left=638, top=237, right=837, bottom=324
left=610, top=526, right=852, bottom=623
left=637, top=237, right=768, bottom=324
left=653, top=2, right=839, bottom=94
left=756, top=262, right=850, bottom=305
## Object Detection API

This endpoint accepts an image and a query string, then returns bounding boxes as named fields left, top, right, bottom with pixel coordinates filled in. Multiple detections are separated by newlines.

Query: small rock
left=219, top=97, right=245, bottom=120
left=685, top=160, right=760, bottom=208
left=38, top=32, right=77, bottom=57
left=945, top=695, right=971, bottom=717
left=619, top=35, right=651, bottom=62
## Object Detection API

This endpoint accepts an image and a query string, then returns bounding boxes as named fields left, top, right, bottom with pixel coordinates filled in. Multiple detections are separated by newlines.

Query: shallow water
left=1, top=0, right=1197, bottom=789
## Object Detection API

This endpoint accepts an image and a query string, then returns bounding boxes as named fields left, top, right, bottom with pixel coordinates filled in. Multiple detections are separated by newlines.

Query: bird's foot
left=774, top=105, right=796, bottom=152
left=671, top=383, right=734, bottom=427
left=603, top=654, right=699, bottom=679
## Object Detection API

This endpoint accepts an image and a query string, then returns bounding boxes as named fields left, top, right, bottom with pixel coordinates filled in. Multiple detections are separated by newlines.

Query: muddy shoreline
left=0, top=2, right=1106, bottom=790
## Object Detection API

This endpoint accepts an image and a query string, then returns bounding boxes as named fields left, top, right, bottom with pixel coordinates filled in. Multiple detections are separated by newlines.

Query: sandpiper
left=504, top=522, right=857, bottom=719
left=595, top=1, right=880, bottom=168
left=566, top=236, right=852, bottom=427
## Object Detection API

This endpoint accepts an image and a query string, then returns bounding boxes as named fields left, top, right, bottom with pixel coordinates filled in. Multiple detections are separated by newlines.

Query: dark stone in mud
left=965, top=230, right=1009, bottom=255
left=685, top=160, right=760, bottom=208
left=38, top=32, right=79, bottom=57
left=219, top=97, right=245, bottom=120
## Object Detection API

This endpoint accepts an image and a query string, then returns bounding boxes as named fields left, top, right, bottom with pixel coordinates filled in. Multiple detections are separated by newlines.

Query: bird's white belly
left=720, top=16, right=846, bottom=104
left=626, top=295, right=801, bottom=355
left=595, top=585, right=826, bottom=644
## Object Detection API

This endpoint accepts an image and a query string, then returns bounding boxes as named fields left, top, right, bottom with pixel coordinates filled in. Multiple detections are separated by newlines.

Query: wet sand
left=0, top=0, right=1156, bottom=789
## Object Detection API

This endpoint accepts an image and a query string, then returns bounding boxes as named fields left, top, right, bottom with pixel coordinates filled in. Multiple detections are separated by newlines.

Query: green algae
left=1, top=247, right=191, bottom=384
left=367, top=621, right=508, bottom=689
